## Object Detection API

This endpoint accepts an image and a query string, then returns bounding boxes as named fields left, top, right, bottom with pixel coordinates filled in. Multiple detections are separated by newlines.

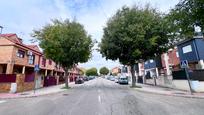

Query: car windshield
left=1, top=0, right=203, bottom=115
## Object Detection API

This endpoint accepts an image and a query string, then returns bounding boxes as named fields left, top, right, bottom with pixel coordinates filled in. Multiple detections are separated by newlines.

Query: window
left=16, top=50, right=25, bottom=58
left=49, top=59, right=52, bottom=65
left=28, top=55, right=35, bottom=65
left=42, top=58, right=46, bottom=67
left=182, top=45, right=192, bottom=54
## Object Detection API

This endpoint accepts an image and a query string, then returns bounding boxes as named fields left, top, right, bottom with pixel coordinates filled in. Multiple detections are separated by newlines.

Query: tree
left=86, top=68, right=98, bottom=76
left=100, top=6, right=169, bottom=87
left=166, top=0, right=204, bottom=39
left=99, top=67, right=109, bottom=75
left=32, top=19, right=93, bottom=88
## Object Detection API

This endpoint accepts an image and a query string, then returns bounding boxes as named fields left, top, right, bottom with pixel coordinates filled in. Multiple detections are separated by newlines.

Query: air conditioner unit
left=27, top=51, right=33, bottom=56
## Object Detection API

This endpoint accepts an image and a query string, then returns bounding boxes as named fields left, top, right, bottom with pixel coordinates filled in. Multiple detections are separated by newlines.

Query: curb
left=0, top=89, right=69, bottom=100
left=134, top=88, right=204, bottom=99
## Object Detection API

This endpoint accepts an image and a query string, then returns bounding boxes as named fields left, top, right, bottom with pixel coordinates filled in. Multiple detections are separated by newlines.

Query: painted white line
left=0, top=100, right=6, bottom=104
left=98, top=95, right=101, bottom=103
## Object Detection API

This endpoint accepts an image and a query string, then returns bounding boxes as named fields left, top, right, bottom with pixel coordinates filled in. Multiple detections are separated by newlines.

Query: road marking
left=98, top=95, right=101, bottom=103
left=0, top=100, right=6, bottom=104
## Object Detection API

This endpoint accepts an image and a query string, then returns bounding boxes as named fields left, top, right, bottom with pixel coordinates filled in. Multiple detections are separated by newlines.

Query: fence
left=24, top=73, right=35, bottom=82
left=0, top=74, right=16, bottom=83
left=43, top=76, right=57, bottom=87
left=172, top=69, right=204, bottom=81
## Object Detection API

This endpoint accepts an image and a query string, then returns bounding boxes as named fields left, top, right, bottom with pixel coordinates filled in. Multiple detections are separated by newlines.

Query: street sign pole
left=34, top=64, right=40, bottom=94
left=181, top=60, right=193, bottom=95
left=184, top=67, right=193, bottom=95
left=33, top=71, right=37, bottom=94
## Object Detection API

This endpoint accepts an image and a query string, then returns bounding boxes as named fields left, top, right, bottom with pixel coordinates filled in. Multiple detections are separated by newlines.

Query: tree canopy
left=32, top=19, right=93, bottom=87
left=99, top=67, right=109, bottom=75
left=100, top=5, right=170, bottom=86
left=86, top=68, right=98, bottom=76
left=166, top=0, right=204, bottom=39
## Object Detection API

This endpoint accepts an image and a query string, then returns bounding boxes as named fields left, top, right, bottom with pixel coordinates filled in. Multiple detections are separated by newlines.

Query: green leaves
left=166, top=0, right=204, bottom=40
left=99, top=67, right=109, bottom=75
left=32, top=19, right=93, bottom=69
left=86, top=68, right=98, bottom=76
left=100, top=5, right=169, bottom=65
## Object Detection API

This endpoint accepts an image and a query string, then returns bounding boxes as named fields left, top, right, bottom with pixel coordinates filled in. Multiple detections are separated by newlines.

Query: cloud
left=0, top=0, right=179, bottom=70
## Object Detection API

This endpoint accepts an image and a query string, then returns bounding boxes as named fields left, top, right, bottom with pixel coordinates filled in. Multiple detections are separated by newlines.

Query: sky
left=0, top=0, right=179, bottom=70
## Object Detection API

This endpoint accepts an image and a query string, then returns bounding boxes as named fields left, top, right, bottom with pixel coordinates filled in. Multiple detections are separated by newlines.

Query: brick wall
left=16, top=74, right=34, bottom=92
left=0, top=46, right=14, bottom=63
left=0, top=83, right=11, bottom=93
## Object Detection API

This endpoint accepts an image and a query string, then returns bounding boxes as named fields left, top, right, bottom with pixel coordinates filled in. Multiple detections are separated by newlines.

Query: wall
left=0, top=46, right=14, bottom=63
left=0, top=83, right=11, bottom=93
left=195, top=39, right=204, bottom=60
left=15, top=74, right=34, bottom=92
left=173, top=80, right=204, bottom=92
left=177, top=39, right=199, bottom=62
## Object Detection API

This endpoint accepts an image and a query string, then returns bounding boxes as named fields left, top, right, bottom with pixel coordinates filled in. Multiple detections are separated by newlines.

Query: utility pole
left=181, top=60, right=193, bottom=95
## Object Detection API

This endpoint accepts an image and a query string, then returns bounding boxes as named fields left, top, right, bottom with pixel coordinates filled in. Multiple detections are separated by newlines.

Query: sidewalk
left=134, top=83, right=204, bottom=99
left=0, top=82, right=75, bottom=99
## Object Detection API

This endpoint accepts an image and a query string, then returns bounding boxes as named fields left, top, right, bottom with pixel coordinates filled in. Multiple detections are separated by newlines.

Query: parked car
left=75, top=77, right=84, bottom=84
left=118, top=76, right=128, bottom=84
left=115, top=77, right=119, bottom=83
left=110, top=76, right=115, bottom=81
left=83, top=76, right=89, bottom=81
left=88, top=76, right=95, bottom=80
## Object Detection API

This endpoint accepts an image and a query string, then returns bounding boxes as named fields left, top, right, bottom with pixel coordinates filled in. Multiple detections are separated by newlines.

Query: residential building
left=144, top=57, right=163, bottom=78
left=177, top=36, right=204, bottom=70
left=161, top=47, right=180, bottom=75
left=111, top=67, right=121, bottom=75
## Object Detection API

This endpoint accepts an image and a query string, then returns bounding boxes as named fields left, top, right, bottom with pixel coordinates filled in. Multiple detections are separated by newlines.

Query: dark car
left=75, top=77, right=84, bottom=84
left=83, top=76, right=89, bottom=81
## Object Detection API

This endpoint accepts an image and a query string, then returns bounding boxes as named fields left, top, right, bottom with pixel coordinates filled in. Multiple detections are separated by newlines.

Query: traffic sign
left=34, top=64, right=40, bottom=72
left=180, top=60, right=188, bottom=68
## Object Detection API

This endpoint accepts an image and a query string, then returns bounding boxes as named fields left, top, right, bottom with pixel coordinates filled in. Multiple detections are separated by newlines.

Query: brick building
left=161, top=47, right=180, bottom=75
left=0, top=34, right=65, bottom=75
left=0, top=33, right=67, bottom=92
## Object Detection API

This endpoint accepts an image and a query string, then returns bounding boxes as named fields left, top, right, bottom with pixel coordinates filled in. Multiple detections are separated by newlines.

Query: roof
left=0, top=33, right=42, bottom=54
left=26, top=45, right=41, bottom=52
left=0, top=33, right=16, bottom=37
left=176, top=37, right=203, bottom=46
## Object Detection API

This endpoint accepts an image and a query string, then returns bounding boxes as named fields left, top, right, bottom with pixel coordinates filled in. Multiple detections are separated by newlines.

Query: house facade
left=177, top=37, right=204, bottom=70
left=0, top=34, right=65, bottom=76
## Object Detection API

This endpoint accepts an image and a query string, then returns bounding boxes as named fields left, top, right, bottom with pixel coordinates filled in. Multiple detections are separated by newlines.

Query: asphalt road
left=0, top=78, right=204, bottom=115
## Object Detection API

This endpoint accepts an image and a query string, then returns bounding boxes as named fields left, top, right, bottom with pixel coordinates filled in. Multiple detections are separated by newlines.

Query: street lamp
left=0, top=26, right=3, bottom=34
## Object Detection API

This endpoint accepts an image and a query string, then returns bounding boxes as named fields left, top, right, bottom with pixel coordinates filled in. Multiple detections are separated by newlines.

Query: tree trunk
left=130, top=65, right=136, bottom=87
left=65, top=70, right=69, bottom=88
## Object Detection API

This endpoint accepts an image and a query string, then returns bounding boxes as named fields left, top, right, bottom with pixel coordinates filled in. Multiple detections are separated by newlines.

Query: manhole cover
left=63, top=94, right=69, bottom=96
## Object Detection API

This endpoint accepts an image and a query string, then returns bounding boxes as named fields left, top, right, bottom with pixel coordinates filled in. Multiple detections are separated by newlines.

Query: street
left=0, top=78, right=204, bottom=115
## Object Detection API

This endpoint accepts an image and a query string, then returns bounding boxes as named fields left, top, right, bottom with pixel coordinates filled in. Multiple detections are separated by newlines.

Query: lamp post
left=0, top=26, right=3, bottom=34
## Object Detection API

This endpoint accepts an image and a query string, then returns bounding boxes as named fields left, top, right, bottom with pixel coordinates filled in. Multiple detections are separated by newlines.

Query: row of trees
left=100, top=0, right=204, bottom=87
left=85, top=67, right=109, bottom=76
left=33, top=0, right=203, bottom=87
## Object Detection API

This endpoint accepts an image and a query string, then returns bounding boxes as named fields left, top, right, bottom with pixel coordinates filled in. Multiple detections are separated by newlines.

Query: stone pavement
left=0, top=82, right=76, bottom=99
left=135, top=83, right=204, bottom=99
